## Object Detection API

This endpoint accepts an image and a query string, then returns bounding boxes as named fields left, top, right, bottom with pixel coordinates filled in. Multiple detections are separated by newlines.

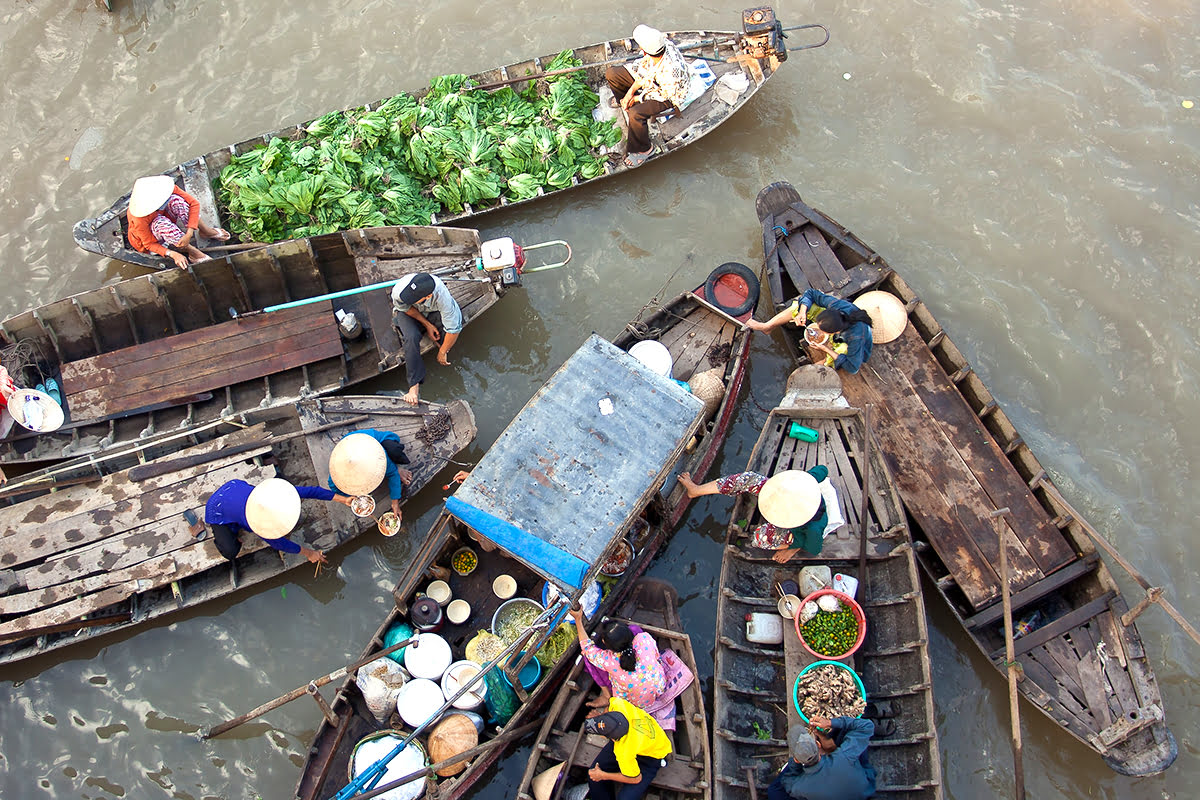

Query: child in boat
left=746, top=288, right=875, bottom=374
left=126, top=175, right=230, bottom=269
left=677, top=466, right=844, bottom=563
left=605, top=24, right=690, bottom=168
left=568, top=607, right=665, bottom=710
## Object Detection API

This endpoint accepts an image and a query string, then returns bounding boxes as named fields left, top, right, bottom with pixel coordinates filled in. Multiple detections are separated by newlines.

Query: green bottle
left=788, top=422, right=819, bottom=442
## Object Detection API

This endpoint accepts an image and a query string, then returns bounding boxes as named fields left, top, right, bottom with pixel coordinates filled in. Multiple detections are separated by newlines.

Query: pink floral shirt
left=580, top=631, right=666, bottom=708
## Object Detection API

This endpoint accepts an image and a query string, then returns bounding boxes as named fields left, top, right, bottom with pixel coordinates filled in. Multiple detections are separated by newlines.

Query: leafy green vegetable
left=217, top=51, right=620, bottom=242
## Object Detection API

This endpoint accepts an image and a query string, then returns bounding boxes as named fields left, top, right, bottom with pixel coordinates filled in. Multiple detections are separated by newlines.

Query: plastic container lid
left=404, top=633, right=452, bottom=680
left=350, top=734, right=427, bottom=800
left=628, top=340, right=673, bottom=377
left=394, top=679, right=446, bottom=729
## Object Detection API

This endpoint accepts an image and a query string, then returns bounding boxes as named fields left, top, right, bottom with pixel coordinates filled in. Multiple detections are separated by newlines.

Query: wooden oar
left=347, top=720, right=542, bottom=800
left=201, top=241, right=267, bottom=253
left=853, top=405, right=873, bottom=674
left=990, top=507, right=1025, bottom=800
left=128, top=414, right=369, bottom=482
left=1040, top=482, right=1200, bottom=647
left=204, top=632, right=418, bottom=739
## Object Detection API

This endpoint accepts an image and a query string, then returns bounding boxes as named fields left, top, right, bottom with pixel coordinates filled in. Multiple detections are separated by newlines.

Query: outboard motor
left=741, top=7, right=788, bottom=62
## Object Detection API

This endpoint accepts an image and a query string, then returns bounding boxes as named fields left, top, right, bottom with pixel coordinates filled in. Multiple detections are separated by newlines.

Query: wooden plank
left=547, top=736, right=704, bottom=794
left=1071, top=623, right=1114, bottom=730
left=778, top=228, right=829, bottom=293
left=965, top=554, right=1099, bottom=629
left=2, top=555, right=180, bottom=614
left=797, top=227, right=850, bottom=291
left=1025, top=646, right=1088, bottom=712
left=881, top=326, right=1076, bottom=574
left=1039, top=636, right=1087, bottom=697
left=995, top=592, right=1117, bottom=660
left=1018, top=649, right=1095, bottom=730
left=1089, top=618, right=1143, bottom=715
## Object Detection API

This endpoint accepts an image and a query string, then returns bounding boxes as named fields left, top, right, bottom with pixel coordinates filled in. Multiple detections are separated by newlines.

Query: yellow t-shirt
left=608, top=697, right=672, bottom=777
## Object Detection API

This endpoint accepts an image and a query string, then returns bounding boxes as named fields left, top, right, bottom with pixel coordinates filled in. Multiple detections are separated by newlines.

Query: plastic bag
left=816, top=594, right=840, bottom=613
left=799, top=601, right=820, bottom=624
left=356, top=657, right=409, bottom=724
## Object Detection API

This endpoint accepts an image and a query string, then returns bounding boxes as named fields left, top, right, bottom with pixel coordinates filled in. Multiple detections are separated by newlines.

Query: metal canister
left=411, top=596, right=444, bottom=632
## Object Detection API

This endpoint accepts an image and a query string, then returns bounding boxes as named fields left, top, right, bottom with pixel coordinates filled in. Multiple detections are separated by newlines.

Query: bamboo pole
left=990, top=507, right=1025, bottom=800
left=1040, top=483, right=1200, bottom=647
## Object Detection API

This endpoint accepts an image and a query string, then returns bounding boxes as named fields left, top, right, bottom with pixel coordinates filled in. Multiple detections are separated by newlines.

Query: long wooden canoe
left=293, top=335, right=705, bottom=800
left=0, top=225, right=501, bottom=465
left=754, top=180, right=1176, bottom=776
left=0, top=394, right=476, bottom=667
left=74, top=8, right=804, bottom=269
left=713, top=366, right=943, bottom=800
left=514, top=578, right=711, bottom=800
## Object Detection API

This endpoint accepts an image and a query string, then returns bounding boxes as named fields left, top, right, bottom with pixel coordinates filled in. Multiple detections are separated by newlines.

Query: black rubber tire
left=704, top=262, right=759, bottom=317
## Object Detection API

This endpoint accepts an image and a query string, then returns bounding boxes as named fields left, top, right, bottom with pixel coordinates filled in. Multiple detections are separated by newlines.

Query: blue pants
left=391, top=309, right=442, bottom=389
left=587, top=742, right=663, bottom=800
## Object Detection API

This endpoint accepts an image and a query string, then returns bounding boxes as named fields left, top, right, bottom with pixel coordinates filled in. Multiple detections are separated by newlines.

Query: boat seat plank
left=60, top=302, right=342, bottom=419
left=992, top=591, right=1117, bottom=660
left=1017, top=649, right=1095, bottom=731
left=882, top=326, right=1076, bottom=575
left=1024, top=646, right=1089, bottom=712
left=798, top=227, right=851, bottom=292
left=1069, top=623, right=1115, bottom=729
left=782, top=598, right=822, bottom=732
left=1087, top=618, right=1145, bottom=716
left=965, top=553, right=1099, bottom=629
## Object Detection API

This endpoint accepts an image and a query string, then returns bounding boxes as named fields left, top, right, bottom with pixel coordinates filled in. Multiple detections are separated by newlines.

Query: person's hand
left=585, top=707, right=605, bottom=720
left=588, top=765, right=605, bottom=782
left=178, top=228, right=195, bottom=249
left=567, top=607, right=584, bottom=623
left=452, top=470, right=470, bottom=484
left=302, top=547, right=328, bottom=565
left=167, top=250, right=189, bottom=269
left=391, top=498, right=403, bottom=519
left=426, top=325, right=442, bottom=343
left=437, top=348, right=451, bottom=366
left=808, top=716, right=832, bottom=733
left=333, top=494, right=354, bottom=507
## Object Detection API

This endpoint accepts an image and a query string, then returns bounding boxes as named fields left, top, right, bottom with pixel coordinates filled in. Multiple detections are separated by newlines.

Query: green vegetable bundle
left=534, top=623, right=575, bottom=667
left=217, top=51, right=623, bottom=243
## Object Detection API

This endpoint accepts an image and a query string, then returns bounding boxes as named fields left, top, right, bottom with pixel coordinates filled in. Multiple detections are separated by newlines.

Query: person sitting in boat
left=677, top=466, right=843, bottom=563
left=768, top=718, right=876, bottom=800
left=746, top=288, right=874, bottom=374
left=568, top=607, right=665, bottom=710
left=584, top=698, right=673, bottom=800
left=126, top=175, right=231, bottom=269
left=0, top=362, right=17, bottom=440
left=204, top=477, right=354, bottom=565
left=327, top=429, right=413, bottom=519
left=605, top=24, right=690, bottom=168
left=390, top=272, right=463, bottom=406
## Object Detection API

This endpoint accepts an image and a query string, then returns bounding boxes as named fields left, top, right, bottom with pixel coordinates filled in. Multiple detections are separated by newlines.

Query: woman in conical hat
left=746, top=287, right=891, bottom=374
left=327, top=429, right=413, bottom=519
left=677, top=464, right=843, bottom=563
left=203, top=477, right=354, bottom=564
left=126, top=175, right=231, bottom=269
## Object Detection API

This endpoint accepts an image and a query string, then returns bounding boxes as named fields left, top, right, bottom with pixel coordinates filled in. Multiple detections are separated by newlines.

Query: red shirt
left=126, top=186, right=200, bottom=255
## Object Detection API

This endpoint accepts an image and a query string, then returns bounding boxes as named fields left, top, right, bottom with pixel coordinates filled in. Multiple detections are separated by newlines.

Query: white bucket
left=394, top=678, right=445, bottom=729
left=628, top=340, right=673, bottom=377
left=350, top=734, right=427, bottom=800
left=404, top=633, right=452, bottom=681
left=441, top=660, right=488, bottom=711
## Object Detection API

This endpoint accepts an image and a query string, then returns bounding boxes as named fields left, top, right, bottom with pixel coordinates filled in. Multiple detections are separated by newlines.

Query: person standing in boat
left=390, top=272, right=463, bottom=406
left=605, top=24, right=690, bottom=168
left=768, top=718, right=877, bottom=800
left=746, top=288, right=874, bottom=374
left=327, top=429, right=413, bottom=519
left=676, top=466, right=843, bottom=563
left=583, top=698, right=673, bottom=800
left=204, top=477, right=354, bottom=565
left=568, top=607, right=665, bottom=710
left=125, top=175, right=231, bottom=269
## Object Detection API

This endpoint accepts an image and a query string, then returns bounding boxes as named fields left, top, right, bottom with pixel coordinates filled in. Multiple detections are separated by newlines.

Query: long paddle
left=990, top=508, right=1025, bottom=800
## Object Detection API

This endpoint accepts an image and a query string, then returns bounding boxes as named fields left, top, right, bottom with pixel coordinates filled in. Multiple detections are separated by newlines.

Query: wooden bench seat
left=59, top=300, right=342, bottom=419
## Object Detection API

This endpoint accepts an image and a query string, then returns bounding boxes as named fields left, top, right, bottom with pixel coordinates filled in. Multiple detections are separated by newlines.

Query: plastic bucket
left=628, top=340, right=673, bottom=377
left=502, top=652, right=542, bottom=690
left=441, top=660, right=488, bottom=710
left=394, top=678, right=445, bottom=729
left=792, top=661, right=867, bottom=724
left=794, top=588, right=866, bottom=660
left=404, top=632, right=452, bottom=680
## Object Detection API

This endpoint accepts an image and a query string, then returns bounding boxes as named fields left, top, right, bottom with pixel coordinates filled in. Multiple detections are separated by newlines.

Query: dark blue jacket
left=799, top=289, right=873, bottom=374
left=776, top=717, right=876, bottom=800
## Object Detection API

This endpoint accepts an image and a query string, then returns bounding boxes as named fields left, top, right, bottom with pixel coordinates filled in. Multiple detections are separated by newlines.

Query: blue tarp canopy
left=449, top=335, right=704, bottom=593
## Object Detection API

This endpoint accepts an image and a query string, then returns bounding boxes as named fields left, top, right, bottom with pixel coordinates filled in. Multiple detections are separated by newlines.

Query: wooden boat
left=293, top=334, right=708, bottom=800
left=753, top=180, right=1177, bottom=775
left=514, top=578, right=711, bottom=800
left=0, top=224, right=501, bottom=465
left=713, top=366, right=943, bottom=800
left=74, top=7, right=814, bottom=269
left=0, top=394, right=477, bottom=667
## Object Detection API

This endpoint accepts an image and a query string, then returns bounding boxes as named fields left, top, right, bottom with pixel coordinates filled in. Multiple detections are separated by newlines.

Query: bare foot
left=677, top=472, right=701, bottom=499
left=402, top=386, right=420, bottom=406
left=771, top=547, right=802, bottom=564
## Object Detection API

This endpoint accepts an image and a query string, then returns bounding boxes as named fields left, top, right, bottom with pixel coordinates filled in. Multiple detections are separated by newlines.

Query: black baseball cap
left=398, top=273, right=436, bottom=304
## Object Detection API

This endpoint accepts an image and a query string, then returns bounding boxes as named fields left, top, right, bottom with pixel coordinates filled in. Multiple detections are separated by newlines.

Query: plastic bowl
left=792, top=660, right=867, bottom=724
left=350, top=495, right=376, bottom=517
left=794, top=588, right=866, bottom=660
left=451, top=547, right=478, bottom=576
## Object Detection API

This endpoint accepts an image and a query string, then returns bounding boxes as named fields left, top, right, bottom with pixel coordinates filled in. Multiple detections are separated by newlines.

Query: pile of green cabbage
left=217, top=51, right=622, bottom=243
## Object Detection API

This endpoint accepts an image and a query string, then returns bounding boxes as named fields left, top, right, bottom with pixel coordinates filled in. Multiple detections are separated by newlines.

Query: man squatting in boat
left=769, top=718, right=878, bottom=800
left=391, top=272, right=464, bottom=406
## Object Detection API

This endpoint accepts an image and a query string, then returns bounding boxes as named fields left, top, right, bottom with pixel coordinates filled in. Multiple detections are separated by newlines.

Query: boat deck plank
left=840, top=326, right=1078, bottom=609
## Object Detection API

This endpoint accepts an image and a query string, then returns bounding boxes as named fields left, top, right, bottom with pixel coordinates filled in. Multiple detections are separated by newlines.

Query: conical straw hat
left=758, top=470, right=821, bottom=528
left=853, top=291, right=907, bottom=344
left=329, top=433, right=387, bottom=496
left=128, top=175, right=176, bottom=217
left=428, top=714, right=479, bottom=776
left=7, top=388, right=64, bottom=433
left=245, top=478, right=302, bottom=539
left=532, top=762, right=566, bottom=800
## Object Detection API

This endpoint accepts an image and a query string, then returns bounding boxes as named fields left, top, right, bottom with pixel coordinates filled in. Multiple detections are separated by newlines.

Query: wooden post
left=990, top=507, right=1025, bottom=800
left=744, top=766, right=760, bottom=800
left=1121, top=586, right=1164, bottom=627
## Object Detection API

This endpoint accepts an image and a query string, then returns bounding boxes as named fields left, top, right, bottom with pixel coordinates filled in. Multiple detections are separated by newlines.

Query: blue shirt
left=327, top=428, right=408, bottom=500
left=391, top=274, right=463, bottom=334
left=776, top=717, right=876, bottom=800
left=205, top=479, right=335, bottom=554
left=799, top=289, right=873, bottom=374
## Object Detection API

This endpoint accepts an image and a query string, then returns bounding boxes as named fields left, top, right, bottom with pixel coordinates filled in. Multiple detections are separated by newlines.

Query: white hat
left=758, top=470, right=821, bottom=528
left=245, top=478, right=302, bottom=539
left=853, top=290, right=908, bottom=344
left=128, top=175, right=177, bottom=218
left=633, top=24, right=667, bottom=56
left=328, top=432, right=387, bottom=495
left=7, top=388, right=64, bottom=433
